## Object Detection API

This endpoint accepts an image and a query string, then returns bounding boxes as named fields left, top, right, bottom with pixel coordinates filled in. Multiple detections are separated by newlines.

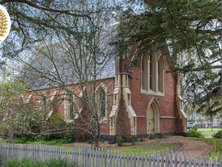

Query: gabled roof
left=20, top=23, right=118, bottom=90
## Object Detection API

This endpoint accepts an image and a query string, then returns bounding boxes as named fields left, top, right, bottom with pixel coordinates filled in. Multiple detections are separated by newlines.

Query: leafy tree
left=114, top=0, right=221, bottom=116
left=0, top=69, right=45, bottom=141
left=0, top=0, right=114, bottom=58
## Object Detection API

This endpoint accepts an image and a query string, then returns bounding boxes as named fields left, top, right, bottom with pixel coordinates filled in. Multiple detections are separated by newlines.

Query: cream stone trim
left=46, top=90, right=58, bottom=120
left=142, top=50, right=164, bottom=94
left=109, top=73, right=137, bottom=135
left=157, top=54, right=162, bottom=61
left=50, top=90, right=57, bottom=101
left=74, top=108, right=82, bottom=119
left=74, top=87, right=86, bottom=120
left=109, top=87, right=120, bottom=135
left=64, top=88, right=74, bottom=122
left=95, top=83, right=108, bottom=123
left=21, top=94, right=33, bottom=103
left=131, top=41, right=141, bottom=62
left=46, top=110, right=53, bottom=120
left=146, top=97, right=160, bottom=133
left=136, top=116, right=147, bottom=118
left=160, top=116, right=176, bottom=119
left=141, top=88, right=165, bottom=96
left=176, top=82, right=187, bottom=133
left=38, top=91, right=47, bottom=109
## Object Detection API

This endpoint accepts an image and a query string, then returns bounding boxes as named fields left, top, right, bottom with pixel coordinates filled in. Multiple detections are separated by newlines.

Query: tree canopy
left=115, top=0, right=221, bottom=116
left=0, top=0, right=114, bottom=57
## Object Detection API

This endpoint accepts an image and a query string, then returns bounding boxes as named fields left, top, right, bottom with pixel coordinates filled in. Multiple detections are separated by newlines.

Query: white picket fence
left=0, top=141, right=221, bottom=167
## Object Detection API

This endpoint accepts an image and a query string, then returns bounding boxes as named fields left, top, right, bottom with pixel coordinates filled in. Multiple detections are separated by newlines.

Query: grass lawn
left=198, top=128, right=221, bottom=132
left=197, top=128, right=221, bottom=138
left=104, top=142, right=181, bottom=155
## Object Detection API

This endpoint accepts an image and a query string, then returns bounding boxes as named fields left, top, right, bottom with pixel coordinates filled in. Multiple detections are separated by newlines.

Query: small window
left=64, top=90, right=75, bottom=121
left=43, top=95, right=47, bottom=112
left=39, top=93, right=47, bottom=112
left=149, top=51, right=152, bottom=90
left=100, top=89, right=106, bottom=117
left=158, top=57, right=164, bottom=93
left=95, top=84, right=107, bottom=121
left=69, top=93, right=74, bottom=118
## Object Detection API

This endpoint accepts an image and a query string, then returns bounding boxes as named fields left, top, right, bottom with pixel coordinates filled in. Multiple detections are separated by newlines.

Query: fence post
left=166, top=149, right=169, bottom=167
left=87, top=146, right=91, bottom=167
left=149, top=151, right=152, bottom=167
left=153, top=151, right=156, bottom=167
left=209, top=158, right=212, bottom=167
left=137, top=152, right=140, bottom=167
left=133, top=152, right=136, bottom=167
left=174, top=151, right=178, bottom=167
left=198, top=156, right=201, bottom=167
left=203, top=156, right=207, bottom=167
left=170, top=150, right=173, bottom=167
left=161, top=150, right=164, bottom=167
left=193, top=156, right=197, bottom=167
left=157, top=151, right=160, bottom=167
left=213, top=158, right=217, bottom=167
left=219, top=158, right=222, bottom=167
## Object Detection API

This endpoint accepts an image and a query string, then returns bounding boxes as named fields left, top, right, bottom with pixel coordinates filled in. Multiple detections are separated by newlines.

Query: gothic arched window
left=141, top=51, right=164, bottom=95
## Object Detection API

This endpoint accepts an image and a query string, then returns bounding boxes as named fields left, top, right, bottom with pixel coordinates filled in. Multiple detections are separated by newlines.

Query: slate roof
left=20, top=23, right=118, bottom=90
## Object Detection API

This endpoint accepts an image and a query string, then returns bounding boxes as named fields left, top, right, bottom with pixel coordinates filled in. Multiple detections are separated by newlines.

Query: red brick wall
left=23, top=52, right=185, bottom=136
left=24, top=78, right=115, bottom=135
left=116, top=52, right=183, bottom=134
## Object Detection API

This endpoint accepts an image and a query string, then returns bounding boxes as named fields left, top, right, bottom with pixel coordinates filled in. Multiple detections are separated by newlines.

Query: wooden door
left=147, top=106, right=154, bottom=134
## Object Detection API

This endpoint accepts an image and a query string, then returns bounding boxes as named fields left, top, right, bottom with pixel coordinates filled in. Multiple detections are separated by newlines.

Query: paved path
left=166, top=138, right=211, bottom=159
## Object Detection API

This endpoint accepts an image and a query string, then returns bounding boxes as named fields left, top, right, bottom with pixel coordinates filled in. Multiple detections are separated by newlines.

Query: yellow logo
left=0, top=5, right=11, bottom=44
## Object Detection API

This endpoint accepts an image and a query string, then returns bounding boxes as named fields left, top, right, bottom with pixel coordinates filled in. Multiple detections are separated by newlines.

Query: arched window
left=142, top=55, right=148, bottom=90
left=141, top=51, right=164, bottom=95
left=149, top=51, right=153, bottom=90
left=100, top=89, right=106, bottom=117
left=39, top=92, right=47, bottom=112
left=157, top=57, right=164, bottom=93
left=69, top=93, right=74, bottom=118
left=64, top=89, right=74, bottom=121
left=95, top=83, right=107, bottom=122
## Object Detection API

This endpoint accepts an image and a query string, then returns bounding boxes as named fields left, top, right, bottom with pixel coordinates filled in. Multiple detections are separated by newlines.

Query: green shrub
left=116, top=136, right=123, bottom=146
left=26, top=139, right=69, bottom=145
left=1, top=157, right=79, bottom=167
left=140, top=138, right=145, bottom=142
left=187, top=126, right=204, bottom=138
left=79, top=136, right=86, bottom=142
left=149, top=133, right=156, bottom=139
left=207, top=141, right=222, bottom=160
left=13, top=139, right=27, bottom=143
left=64, top=130, right=76, bottom=142
left=191, top=126, right=198, bottom=131
left=3, top=139, right=12, bottom=143
left=86, top=140, right=92, bottom=144
left=158, top=133, right=165, bottom=139
left=132, top=136, right=137, bottom=142
left=212, top=130, right=221, bottom=138
left=40, top=134, right=50, bottom=141
left=17, top=134, right=36, bottom=141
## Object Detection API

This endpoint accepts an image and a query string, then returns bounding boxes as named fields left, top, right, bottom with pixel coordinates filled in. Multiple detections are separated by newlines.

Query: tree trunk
left=210, top=116, right=213, bottom=132
left=93, top=127, right=100, bottom=148
left=2, top=129, right=5, bottom=140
